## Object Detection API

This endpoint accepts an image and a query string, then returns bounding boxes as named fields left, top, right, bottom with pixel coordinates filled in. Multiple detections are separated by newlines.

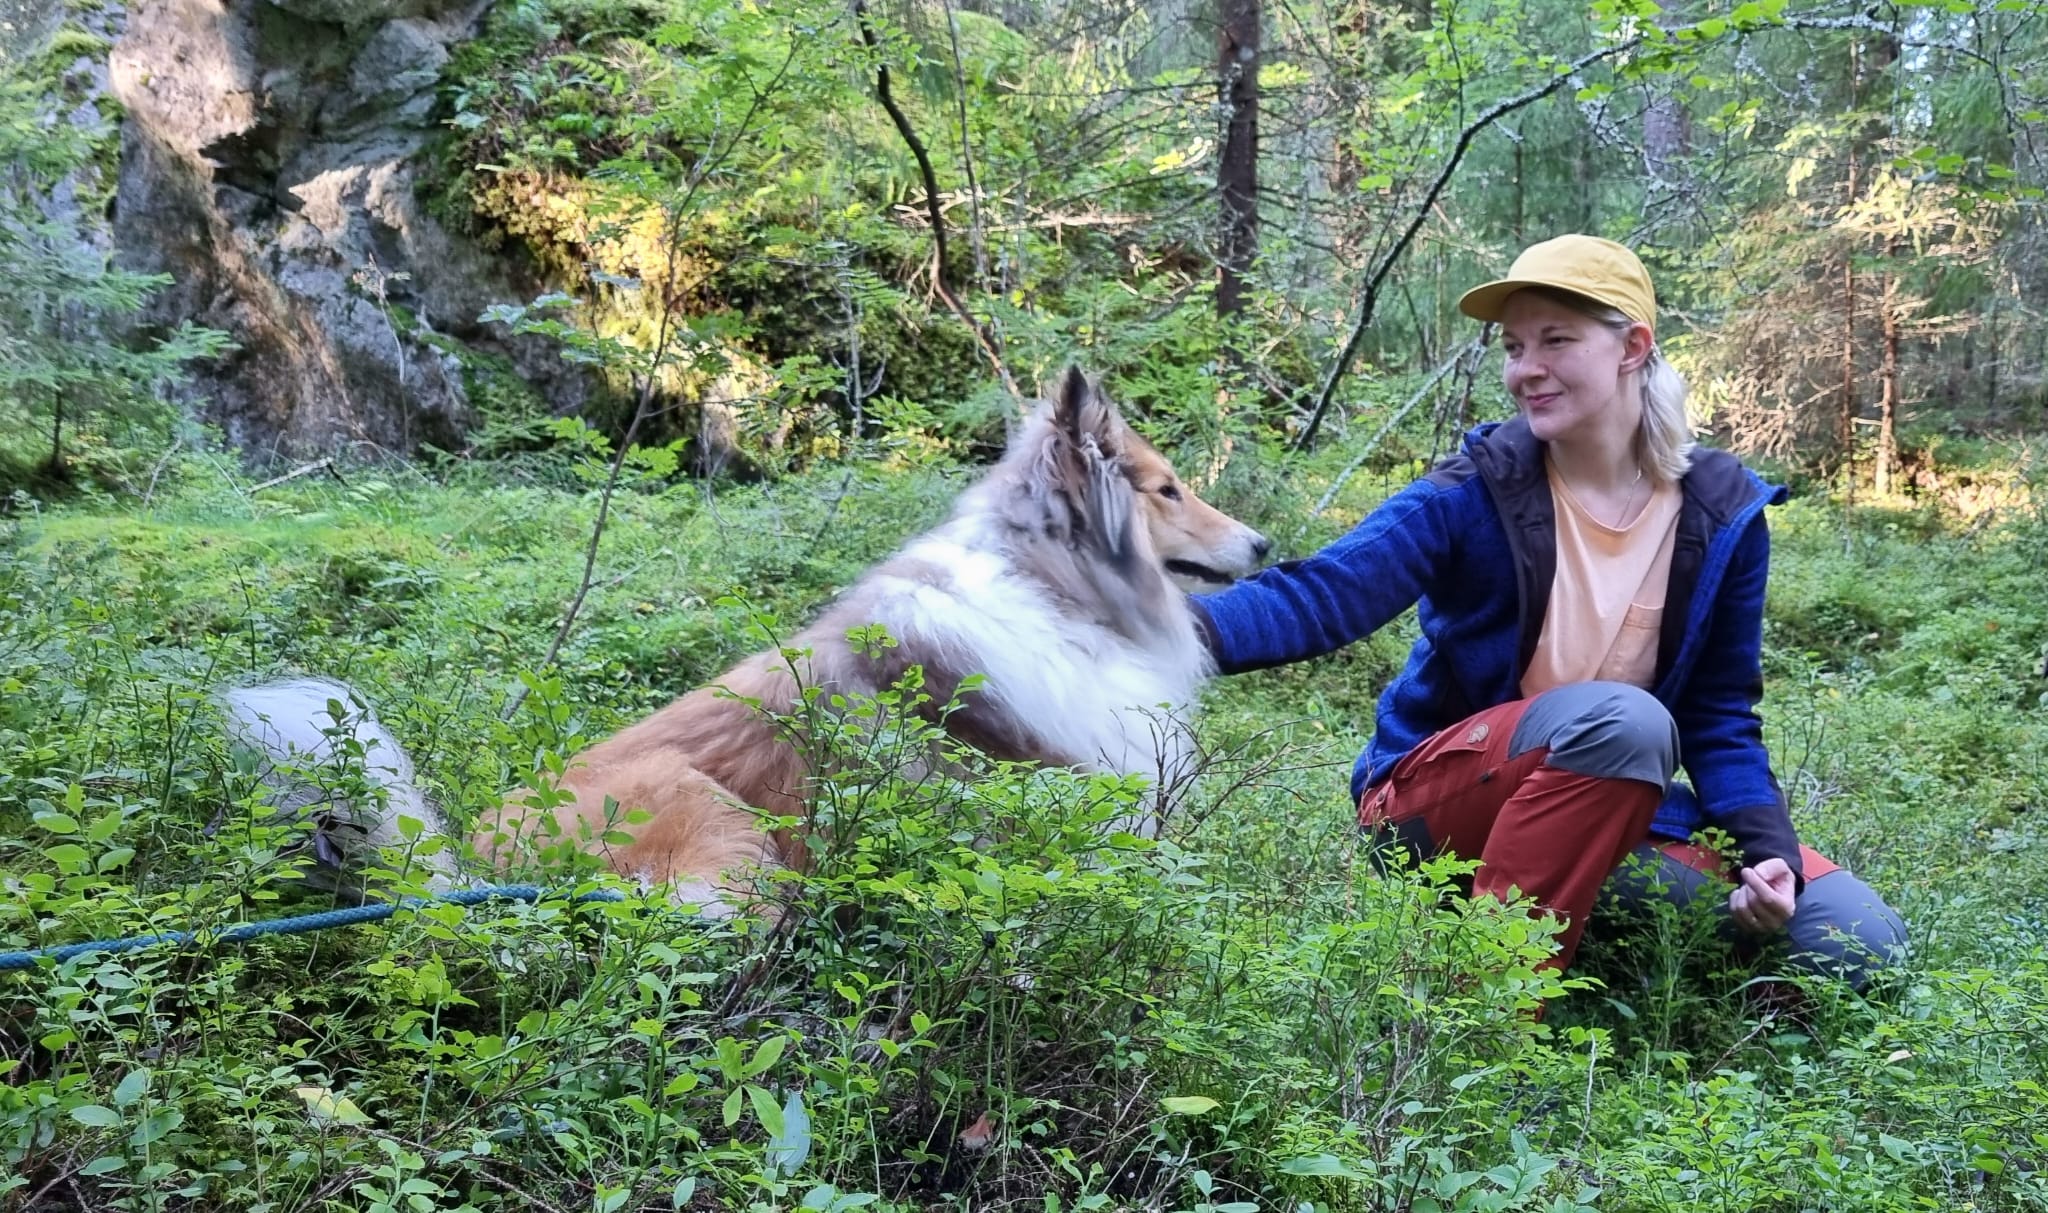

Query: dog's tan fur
left=470, top=368, right=1267, bottom=911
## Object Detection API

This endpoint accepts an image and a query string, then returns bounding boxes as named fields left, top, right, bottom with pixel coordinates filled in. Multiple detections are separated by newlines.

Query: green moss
left=42, top=25, right=107, bottom=62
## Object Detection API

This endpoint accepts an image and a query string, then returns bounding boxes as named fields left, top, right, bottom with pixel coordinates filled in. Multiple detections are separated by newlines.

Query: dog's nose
left=1251, top=533, right=1273, bottom=561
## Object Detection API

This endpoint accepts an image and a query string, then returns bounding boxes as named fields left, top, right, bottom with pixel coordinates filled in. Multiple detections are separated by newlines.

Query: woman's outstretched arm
left=1190, top=473, right=1470, bottom=674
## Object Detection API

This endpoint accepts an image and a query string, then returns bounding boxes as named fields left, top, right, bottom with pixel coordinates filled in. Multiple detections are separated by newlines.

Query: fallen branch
left=249, top=457, right=345, bottom=493
left=895, top=203, right=1149, bottom=235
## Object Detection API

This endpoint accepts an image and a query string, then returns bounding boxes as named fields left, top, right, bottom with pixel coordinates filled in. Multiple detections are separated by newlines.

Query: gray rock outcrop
left=22, top=0, right=121, bottom=261
left=108, top=0, right=586, bottom=459
left=2, top=0, right=64, bottom=67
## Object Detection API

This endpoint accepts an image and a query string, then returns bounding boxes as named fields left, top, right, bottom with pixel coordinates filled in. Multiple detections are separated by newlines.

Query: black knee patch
left=1510, top=681, right=1679, bottom=788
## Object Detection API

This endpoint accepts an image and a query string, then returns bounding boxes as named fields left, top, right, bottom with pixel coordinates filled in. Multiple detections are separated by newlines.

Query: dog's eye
left=1157, top=484, right=1182, bottom=502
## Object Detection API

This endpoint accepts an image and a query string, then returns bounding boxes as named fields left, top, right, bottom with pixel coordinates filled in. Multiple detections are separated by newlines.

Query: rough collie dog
left=223, top=368, right=1268, bottom=912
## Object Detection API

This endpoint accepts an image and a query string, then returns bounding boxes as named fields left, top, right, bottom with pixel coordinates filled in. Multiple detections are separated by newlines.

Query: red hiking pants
left=1357, top=686, right=1674, bottom=972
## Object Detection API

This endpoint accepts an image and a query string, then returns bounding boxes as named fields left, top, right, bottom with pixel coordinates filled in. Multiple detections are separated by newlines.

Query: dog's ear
left=1044, top=368, right=1137, bottom=565
left=1084, top=435, right=1137, bottom=566
left=1051, top=366, right=1127, bottom=458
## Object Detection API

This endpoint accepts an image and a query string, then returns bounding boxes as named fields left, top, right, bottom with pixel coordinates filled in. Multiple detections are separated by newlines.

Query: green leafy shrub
left=7, top=436, right=2048, bottom=1209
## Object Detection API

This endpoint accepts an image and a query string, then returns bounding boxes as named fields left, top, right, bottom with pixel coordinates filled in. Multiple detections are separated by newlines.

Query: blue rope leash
left=0, top=884, right=625, bottom=973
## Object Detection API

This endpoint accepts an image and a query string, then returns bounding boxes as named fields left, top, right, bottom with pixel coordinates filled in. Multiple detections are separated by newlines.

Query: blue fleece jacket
left=1189, top=417, right=1804, bottom=885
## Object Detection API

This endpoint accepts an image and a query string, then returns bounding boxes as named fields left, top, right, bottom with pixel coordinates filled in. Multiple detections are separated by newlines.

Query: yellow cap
left=1457, top=234, right=1657, bottom=336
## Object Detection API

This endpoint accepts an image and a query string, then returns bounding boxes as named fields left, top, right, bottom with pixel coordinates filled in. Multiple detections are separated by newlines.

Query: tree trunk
left=1877, top=241, right=1901, bottom=497
left=942, top=0, right=991, bottom=293
left=1642, top=95, right=1690, bottom=184
left=1642, top=0, right=1690, bottom=191
left=1328, top=0, right=1369, bottom=198
left=1216, top=0, right=1260, bottom=328
left=1837, top=38, right=1862, bottom=498
left=1571, top=118, right=1595, bottom=231
left=1870, top=18, right=1901, bottom=498
left=1838, top=23, right=1898, bottom=495
left=1838, top=153, right=1857, bottom=500
left=48, top=389, right=64, bottom=474
left=1986, top=292, right=2000, bottom=415
left=1512, top=138, right=1524, bottom=243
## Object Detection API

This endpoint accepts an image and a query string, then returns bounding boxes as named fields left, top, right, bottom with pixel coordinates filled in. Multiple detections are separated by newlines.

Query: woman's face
left=1498, top=291, right=1652, bottom=449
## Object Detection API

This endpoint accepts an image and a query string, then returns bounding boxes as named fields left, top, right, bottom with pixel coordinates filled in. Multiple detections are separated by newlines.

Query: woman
left=1192, top=235, right=1904, bottom=986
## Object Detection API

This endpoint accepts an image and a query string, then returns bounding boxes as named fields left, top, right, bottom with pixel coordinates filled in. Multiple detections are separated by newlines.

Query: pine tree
left=0, top=60, right=229, bottom=485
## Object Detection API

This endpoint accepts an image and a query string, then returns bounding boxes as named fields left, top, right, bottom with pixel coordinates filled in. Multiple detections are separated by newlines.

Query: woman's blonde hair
left=1522, top=286, right=1695, bottom=485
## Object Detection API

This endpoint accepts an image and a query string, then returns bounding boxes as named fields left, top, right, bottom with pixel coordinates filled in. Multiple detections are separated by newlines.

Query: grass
left=3, top=437, right=2047, bottom=1212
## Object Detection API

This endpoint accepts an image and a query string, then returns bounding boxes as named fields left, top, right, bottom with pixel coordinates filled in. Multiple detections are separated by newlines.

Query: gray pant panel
left=1599, top=842, right=1907, bottom=991
left=1508, top=681, right=1681, bottom=789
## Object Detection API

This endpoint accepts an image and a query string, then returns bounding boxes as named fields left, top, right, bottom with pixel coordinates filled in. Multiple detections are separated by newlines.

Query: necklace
left=1562, top=464, right=1644, bottom=528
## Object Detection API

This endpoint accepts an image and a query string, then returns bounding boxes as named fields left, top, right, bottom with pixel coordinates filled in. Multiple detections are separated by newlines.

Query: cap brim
left=1457, top=278, right=1637, bottom=325
left=1456, top=278, right=1529, bottom=323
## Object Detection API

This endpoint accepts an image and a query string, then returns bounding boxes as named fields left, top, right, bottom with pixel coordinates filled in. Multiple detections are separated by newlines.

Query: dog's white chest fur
left=876, top=522, right=1204, bottom=784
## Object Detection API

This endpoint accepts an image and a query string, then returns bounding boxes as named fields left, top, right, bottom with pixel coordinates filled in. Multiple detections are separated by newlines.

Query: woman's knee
left=1599, top=841, right=1713, bottom=915
left=1512, top=681, right=1679, bottom=788
left=1786, top=869, right=1907, bottom=990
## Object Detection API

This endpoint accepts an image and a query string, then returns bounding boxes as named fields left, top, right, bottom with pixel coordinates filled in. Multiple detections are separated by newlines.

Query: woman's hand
left=1727, top=857, right=1797, bottom=934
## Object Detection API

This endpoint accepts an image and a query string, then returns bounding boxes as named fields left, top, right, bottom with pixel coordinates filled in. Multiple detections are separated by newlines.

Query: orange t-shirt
left=1519, top=458, right=1682, bottom=699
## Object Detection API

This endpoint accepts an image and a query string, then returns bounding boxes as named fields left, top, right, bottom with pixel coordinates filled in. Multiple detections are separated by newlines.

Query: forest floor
left=3, top=438, right=2046, bottom=1212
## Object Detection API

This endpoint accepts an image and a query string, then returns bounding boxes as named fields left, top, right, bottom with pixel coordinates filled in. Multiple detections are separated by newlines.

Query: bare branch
left=1293, top=37, right=1641, bottom=451
left=1313, top=327, right=1492, bottom=519
left=855, top=0, right=1020, bottom=400
left=249, top=457, right=346, bottom=493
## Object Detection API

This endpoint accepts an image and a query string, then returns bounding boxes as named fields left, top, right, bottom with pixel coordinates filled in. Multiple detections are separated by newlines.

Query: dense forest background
left=4, top=0, right=2048, bottom=1208
left=8, top=0, right=2047, bottom=489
